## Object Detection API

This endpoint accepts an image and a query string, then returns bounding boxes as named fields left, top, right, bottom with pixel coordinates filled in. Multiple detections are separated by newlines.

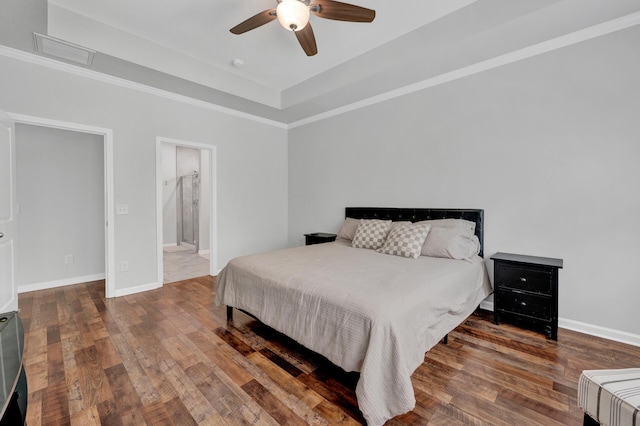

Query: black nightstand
left=304, top=233, right=337, bottom=245
left=491, top=252, right=563, bottom=340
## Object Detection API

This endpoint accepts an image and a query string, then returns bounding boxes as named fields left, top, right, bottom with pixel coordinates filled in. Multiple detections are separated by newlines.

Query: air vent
left=33, top=33, right=95, bottom=67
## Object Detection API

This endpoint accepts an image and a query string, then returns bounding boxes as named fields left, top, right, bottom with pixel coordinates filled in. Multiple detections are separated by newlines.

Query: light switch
left=116, top=204, right=129, bottom=215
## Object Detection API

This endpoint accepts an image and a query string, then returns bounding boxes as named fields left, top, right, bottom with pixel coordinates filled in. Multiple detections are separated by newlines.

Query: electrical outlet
left=64, top=254, right=74, bottom=264
left=120, top=261, right=129, bottom=272
left=116, top=204, right=129, bottom=215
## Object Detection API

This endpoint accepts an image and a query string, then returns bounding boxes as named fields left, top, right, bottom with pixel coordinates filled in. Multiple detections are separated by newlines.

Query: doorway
left=156, top=137, right=216, bottom=285
left=9, top=113, right=115, bottom=298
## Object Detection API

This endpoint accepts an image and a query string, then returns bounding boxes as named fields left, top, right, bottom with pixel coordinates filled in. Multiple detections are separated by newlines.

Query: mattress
left=215, top=240, right=492, bottom=425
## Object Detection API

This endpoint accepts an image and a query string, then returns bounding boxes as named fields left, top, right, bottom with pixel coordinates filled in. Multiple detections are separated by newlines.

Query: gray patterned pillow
left=377, top=223, right=431, bottom=259
left=352, top=219, right=392, bottom=250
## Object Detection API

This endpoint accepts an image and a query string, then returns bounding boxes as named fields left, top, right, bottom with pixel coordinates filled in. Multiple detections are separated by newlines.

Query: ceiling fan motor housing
left=277, top=0, right=311, bottom=32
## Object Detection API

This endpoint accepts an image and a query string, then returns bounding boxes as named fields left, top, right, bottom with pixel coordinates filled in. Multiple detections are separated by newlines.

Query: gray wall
left=15, top=124, right=105, bottom=287
left=0, top=0, right=47, bottom=53
left=288, top=27, right=640, bottom=336
left=0, top=52, right=288, bottom=293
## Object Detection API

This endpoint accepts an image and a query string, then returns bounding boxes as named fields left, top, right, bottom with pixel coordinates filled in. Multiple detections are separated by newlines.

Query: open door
left=0, top=111, right=18, bottom=312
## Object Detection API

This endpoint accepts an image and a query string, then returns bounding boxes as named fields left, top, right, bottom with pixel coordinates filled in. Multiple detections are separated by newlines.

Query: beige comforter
left=215, top=240, right=492, bottom=425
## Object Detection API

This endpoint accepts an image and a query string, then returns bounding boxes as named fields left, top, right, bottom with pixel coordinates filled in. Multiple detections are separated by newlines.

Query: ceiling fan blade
left=230, top=9, right=276, bottom=34
left=295, top=23, right=318, bottom=56
left=310, top=0, right=375, bottom=23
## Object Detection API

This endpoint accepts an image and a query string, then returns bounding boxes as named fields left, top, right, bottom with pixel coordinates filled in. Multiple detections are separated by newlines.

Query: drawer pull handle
left=519, top=277, right=527, bottom=282
left=520, top=301, right=527, bottom=306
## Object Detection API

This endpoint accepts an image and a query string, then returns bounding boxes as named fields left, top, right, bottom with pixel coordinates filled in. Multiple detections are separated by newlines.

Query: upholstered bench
left=578, top=368, right=640, bottom=426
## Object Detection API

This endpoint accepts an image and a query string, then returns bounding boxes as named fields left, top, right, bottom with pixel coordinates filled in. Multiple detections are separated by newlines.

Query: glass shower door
left=177, top=171, right=200, bottom=252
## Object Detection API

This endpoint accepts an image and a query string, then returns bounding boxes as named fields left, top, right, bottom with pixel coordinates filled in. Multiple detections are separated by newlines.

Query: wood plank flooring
left=18, top=277, right=640, bottom=425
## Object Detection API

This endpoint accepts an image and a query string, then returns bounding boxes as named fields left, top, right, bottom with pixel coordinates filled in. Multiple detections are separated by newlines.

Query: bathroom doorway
left=156, top=138, right=216, bottom=285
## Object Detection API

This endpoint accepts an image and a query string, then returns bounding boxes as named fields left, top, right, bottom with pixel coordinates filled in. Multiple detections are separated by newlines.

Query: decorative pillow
left=377, top=223, right=431, bottom=259
left=420, top=227, right=481, bottom=260
left=336, top=217, right=360, bottom=241
left=352, top=219, right=392, bottom=250
left=415, top=218, right=476, bottom=236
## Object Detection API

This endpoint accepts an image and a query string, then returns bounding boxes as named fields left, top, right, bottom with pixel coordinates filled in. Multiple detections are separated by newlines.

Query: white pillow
left=352, top=219, right=392, bottom=250
left=336, top=217, right=360, bottom=241
left=415, top=218, right=476, bottom=236
left=420, top=227, right=480, bottom=260
left=377, top=223, right=431, bottom=259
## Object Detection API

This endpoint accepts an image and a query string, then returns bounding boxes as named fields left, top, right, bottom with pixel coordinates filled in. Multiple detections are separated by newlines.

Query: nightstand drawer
left=496, top=263, right=552, bottom=295
left=498, top=291, right=551, bottom=320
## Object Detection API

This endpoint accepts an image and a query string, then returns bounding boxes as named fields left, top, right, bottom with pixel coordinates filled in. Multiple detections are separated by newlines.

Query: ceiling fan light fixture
left=276, top=0, right=310, bottom=32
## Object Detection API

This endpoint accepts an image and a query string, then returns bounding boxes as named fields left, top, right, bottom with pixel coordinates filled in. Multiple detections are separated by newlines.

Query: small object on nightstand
left=304, top=232, right=337, bottom=245
left=491, top=252, right=563, bottom=340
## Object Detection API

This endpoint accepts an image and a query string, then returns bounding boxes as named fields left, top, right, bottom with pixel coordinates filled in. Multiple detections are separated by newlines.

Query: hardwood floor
left=18, top=277, right=640, bottom=425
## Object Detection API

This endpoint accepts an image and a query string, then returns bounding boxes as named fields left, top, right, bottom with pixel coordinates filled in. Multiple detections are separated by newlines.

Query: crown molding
left=0, top=45, right=288, bottom=129
left=288, top=11, right=640, bottom=128
left=2, top=10, right=639, bottom=130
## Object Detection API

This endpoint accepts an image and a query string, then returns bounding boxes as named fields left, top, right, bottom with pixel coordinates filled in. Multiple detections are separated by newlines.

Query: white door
left=0, top=111, right=18, bottom=312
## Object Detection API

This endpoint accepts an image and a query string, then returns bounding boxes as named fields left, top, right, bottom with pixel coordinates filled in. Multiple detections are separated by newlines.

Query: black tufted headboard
left=345, top=207, right=484, bottom=258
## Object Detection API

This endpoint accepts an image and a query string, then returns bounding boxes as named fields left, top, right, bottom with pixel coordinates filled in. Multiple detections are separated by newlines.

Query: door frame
left=0, top=112, right=17, bottom=312
left=9, top=113, right=116, bottom=298
left=155, top=137, right=217, bottom=286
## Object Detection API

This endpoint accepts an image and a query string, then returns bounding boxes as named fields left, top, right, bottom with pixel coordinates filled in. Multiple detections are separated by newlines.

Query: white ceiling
left=52, top=0, right=474, bottom=88
left=47, top=0, right=474, bottom=108
left=44, top=0, right=640, bottom=123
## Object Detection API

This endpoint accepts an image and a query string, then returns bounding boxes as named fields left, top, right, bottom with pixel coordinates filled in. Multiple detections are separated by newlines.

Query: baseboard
left=559, top=318, right=640, bottom=347
left=198, top=249, right=210, bottom=255
left=478, top=300, right=640, bottom=347
left=479, top=299, right=494, bottom=312
left=18, top=273, right=106, bottom=293
left=114, top=281, right=160, bottom=297
left=163, top=243, right=177, bottom=247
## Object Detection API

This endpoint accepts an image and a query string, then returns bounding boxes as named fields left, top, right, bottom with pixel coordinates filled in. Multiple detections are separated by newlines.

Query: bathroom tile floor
left=163, top=245, right=210, bottom=283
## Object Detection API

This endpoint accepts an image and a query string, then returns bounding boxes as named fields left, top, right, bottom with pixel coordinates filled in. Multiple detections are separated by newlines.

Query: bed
left=215, top=208, right=492, bottom=425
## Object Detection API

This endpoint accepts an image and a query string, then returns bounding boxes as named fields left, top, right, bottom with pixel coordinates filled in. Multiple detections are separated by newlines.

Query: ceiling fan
left=230, top=0, right=376, bottom=56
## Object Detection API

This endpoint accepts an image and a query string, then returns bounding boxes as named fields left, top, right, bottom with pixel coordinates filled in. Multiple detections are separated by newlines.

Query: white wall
left=288, top=28, right=640, bottom=337
left=0, top=53, right=288, bottom=294
left=15, top=124, right=104, bottom=288
left=200, top=152, right=210, bottom=253
left=161, top=143, right=177, bottom=246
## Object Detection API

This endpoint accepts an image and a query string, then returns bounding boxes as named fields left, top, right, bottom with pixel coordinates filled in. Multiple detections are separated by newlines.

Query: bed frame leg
left=443, top=334, right=448, bottom=345
left=583, top=413, right=599, bottom=426
left=226, top=306, right=233, bottom=321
